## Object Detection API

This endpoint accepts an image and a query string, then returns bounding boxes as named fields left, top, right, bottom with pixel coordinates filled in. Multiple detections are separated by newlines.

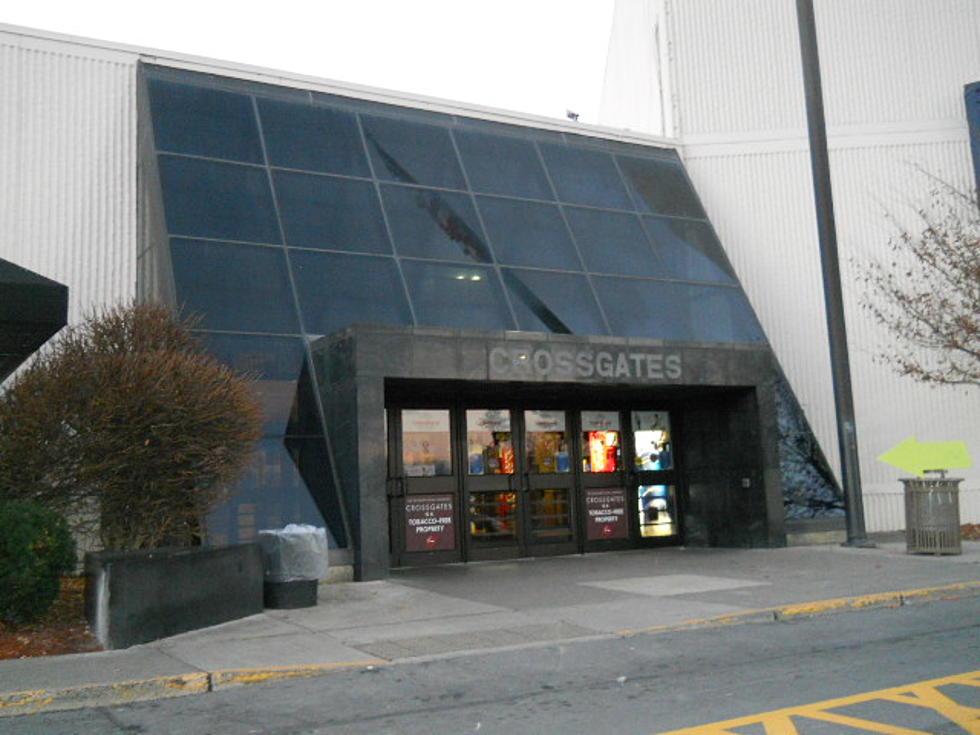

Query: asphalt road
left=4, top=596, right=978, bottom=735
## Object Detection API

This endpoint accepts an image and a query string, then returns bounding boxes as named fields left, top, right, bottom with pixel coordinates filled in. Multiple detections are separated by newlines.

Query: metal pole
left=794, top=0, right=872, bottom=547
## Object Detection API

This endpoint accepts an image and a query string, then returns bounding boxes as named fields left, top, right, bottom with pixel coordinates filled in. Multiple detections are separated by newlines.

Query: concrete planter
left=85, top=543, right=263, bottom=650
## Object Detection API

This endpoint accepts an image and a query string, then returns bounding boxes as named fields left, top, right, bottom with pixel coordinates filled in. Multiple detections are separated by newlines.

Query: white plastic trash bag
left=257, top=524, right=328, bottom=582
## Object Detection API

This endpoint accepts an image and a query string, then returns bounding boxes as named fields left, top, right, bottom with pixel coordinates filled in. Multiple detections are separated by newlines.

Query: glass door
left=631, top=410, right=680, bottom=543
left=389, top=408, right=461, bottom=566
left=463, top=409, right=520, bottom=561
left=580, top=410, right=632, bottom=550
left=523, top=410, right=577, bottom=555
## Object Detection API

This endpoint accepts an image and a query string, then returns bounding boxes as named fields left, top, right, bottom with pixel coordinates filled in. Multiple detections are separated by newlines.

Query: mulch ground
left=3, top=526, right=980, bottom=660
left=0, top=577, right=102, bottom=660
left=962, top=523, right=980, bottom=541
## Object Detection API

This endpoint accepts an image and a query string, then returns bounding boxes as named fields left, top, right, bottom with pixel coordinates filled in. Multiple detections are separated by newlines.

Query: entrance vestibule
left=387, top=396, right=682, bottom=567
left=313, top=325, right=785, bottom=581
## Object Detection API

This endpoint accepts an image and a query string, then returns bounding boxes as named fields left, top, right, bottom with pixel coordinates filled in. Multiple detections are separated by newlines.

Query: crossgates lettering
left=658, top=670, right=980, bottom=735
left=489, top=346, right=682, bottom=382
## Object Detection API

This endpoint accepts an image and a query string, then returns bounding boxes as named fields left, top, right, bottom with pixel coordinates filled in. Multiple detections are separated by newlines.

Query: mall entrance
left=387, top=387, right=682, bottom=567
left=313, top=325, right=784, bottom=580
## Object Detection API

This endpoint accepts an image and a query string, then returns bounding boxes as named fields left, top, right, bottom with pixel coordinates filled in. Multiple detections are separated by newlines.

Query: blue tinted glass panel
left=199, top=332, right=306, bottom=435
left=502, top=269, right=606, bottom=335
left=455, top=116, right=564, bottom=143
left=644, top=217, right=736, bottom=283
left=538, top=143, right=632, bottom=210
left=401, top=261, right=514, bottom=330
left=292, top=250, right=411, bottom=335
left=593, top=277, right=681, bottom=340
left=618, top=156, right=706, bottom=218
left=158, top=156, right=280, bottom=244
left=170, top=238, right=298, bottom=333
left=381, top=184, right=491, bottom=262
left=361, top=115, right=466, bottom=190
left=275, top=172, right=391, bottom=253
left=594, top=277, right=765, bottom=343
left=453, top=129, right=553, bottom=200
left=205, top=438, right=334, bottom=547
left=564, top=207, right=666, bottom=277
left=283, top=358, right=323, bottom=437
left=477, top=197, right=582, bottom=270
left=147, top=79, right=263, bottom=163
left=966, top=83, right=980, bottom=188
left=285, top=435, right=348, bottom=548
left=257, top=98, right=370, bottom=177
left=685, top=286, right=764, bottom=342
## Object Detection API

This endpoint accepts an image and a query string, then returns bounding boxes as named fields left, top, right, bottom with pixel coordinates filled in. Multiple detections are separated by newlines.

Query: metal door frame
left=387, top=395, right=684, bottom=568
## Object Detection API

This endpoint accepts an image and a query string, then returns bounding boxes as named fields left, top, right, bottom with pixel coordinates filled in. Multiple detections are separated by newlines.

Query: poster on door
left=585, top=488, right=628, bottom=540
left=404, top=494, right=455, bottom=552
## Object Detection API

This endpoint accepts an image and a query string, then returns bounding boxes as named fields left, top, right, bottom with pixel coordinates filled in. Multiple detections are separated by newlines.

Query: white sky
left=3, top=0, right=616, bottom=123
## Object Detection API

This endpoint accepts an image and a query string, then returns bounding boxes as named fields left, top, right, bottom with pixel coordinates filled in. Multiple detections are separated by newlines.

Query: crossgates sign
left=488, top=344, right=682, bottom=383
left=659, top=670, right=980, bottom=734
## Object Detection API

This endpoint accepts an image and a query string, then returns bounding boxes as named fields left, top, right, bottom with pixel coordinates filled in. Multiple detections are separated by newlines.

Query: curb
left=1, top=581, right=977, bottom=717
left=0, top=660, right=385, bottom=718
left=615, top=580, right=980, bottom=636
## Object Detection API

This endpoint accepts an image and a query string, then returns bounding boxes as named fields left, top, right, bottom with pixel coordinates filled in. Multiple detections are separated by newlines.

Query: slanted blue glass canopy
left=145, top=65, right=762, bottom=348
left=141, top=64, right=805, bottom=548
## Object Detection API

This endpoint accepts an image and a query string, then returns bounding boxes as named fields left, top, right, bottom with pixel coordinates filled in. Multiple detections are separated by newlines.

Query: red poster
left=585, top=488, right=628, bottom=540
left=404, top=494, right=455, bottom=552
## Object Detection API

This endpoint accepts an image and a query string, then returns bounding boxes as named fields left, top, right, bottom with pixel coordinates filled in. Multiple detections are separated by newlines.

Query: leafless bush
left=0, top=302, right=262, bottom=549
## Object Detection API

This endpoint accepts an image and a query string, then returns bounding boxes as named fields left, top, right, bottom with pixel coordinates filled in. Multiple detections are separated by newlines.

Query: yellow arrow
left=877, top=436, right=972, bottom=477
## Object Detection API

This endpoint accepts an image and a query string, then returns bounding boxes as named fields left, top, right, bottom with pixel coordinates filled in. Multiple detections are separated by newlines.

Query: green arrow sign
left=877, top=436, right=972, bottom=477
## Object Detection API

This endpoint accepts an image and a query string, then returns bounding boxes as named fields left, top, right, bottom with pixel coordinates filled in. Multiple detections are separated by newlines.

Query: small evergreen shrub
left=0, top=501, right=76, bottom=625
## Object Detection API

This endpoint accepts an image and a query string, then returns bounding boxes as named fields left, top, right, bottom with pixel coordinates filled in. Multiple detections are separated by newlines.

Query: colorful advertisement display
left=632, top=411, right=672, bottom=471
left=466, top=409, right=514, bottom=475
left=585, top=487, right=628, bottom=540
left=404, top=494, right=455, bottom=552
left=582, top=410, right=622, bottom=473
left=525, top=410, right=569, bottom=474
left=402, top=409, right=452, bottom=477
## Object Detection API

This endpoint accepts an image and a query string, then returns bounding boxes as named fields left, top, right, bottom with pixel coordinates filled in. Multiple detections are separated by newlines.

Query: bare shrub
left=0, top=302, right=262, bottom=549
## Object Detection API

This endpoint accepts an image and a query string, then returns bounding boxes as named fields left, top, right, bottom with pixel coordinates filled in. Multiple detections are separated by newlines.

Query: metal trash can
left=257, top=524, right=328, bottom=608
left=902, top=477, right=962, bottom=555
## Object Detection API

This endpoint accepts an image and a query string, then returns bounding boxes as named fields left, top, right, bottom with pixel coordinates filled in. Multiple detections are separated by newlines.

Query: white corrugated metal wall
left=602, top=0, right=980, bottom=530
left=0, top=28, right=139, bottom=328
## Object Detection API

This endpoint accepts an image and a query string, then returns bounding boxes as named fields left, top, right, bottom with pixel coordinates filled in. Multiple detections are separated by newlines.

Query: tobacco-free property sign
left=585, top=488, right=628, bottom=540
left=405, top=494, right=455, bottom=552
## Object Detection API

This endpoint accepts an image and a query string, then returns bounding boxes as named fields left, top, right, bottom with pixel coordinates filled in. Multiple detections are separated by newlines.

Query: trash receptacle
left=902, top=477, right=962, bottom=555
left=257, top=524, right=328, bottom=608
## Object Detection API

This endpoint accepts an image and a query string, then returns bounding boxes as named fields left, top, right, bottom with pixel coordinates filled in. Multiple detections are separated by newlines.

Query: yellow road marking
left=618, top=581, right=980, bottom=637
left=209, top=660, right=387, bottom=687
left=658, top=670, right=980, bottom=734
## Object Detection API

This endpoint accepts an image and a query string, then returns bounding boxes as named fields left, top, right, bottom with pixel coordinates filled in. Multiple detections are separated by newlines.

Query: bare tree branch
left=0, top=302, right=262, bottom=550
left=858, top=181, right=979, bottom=388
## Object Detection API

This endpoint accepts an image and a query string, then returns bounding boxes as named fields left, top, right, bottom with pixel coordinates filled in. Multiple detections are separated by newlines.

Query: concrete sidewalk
left=1, top=540, right=978, bottom=717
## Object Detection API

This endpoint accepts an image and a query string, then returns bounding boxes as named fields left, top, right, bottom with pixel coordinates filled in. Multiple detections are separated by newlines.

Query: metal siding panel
left=818, top=0, right=980, bottom=128
left=668, top=0, right=806, bottom=137
left=654, top=0, right=980, bottom=521
left=666, top=0, right=980, bottom=137
left=684, top=151, right=841, bottom=485
left=830, top=140, right=980, bottom=500
left=600, top=0, right=664, bottom=133
left=0, top=31, right=140, bottom=329
left=684, top=138, right=980, bottom=520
